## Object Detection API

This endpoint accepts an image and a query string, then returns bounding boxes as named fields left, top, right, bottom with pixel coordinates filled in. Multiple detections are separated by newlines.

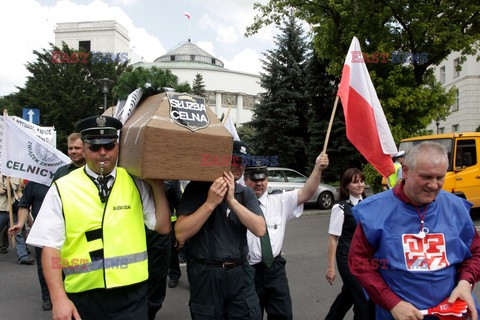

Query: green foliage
left=192, top=73, right=207, bottom=97
left=250, top=15, right=309, bottom=173
left=113, top=66, right=191, bottom=100
left=362, top=163, right=383, bottom=194
left=0, top=93, right=23, bottom=116
left=13, top=43, right=131, bottom=152
left=237, top=123, right=257, bottom=154
left=247, top=0, right=479, bottom=140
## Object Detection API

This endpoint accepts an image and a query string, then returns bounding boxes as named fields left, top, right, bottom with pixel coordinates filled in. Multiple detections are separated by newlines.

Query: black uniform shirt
left=18, top=181, right=49, bottom=219
left=177, top=181, right=262, bottom=261
left=51, top=163, right=81, bottom=183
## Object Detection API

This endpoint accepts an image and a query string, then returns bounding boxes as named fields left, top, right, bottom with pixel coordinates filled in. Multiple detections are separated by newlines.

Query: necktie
left=96, top=175, right=112, bottom=203
left=258, top=200, right=274, bottom=268
left=260, top=230, right=274, bottom=268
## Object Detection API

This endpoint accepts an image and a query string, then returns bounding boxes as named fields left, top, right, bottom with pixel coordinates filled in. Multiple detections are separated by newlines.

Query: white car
left=266, top=167, right=338, bottom=210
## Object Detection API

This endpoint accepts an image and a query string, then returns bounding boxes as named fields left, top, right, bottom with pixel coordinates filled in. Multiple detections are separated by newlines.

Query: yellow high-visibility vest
left=387, top=162, right=402, bottom=188
left=55, top=167, right=148, bottom=293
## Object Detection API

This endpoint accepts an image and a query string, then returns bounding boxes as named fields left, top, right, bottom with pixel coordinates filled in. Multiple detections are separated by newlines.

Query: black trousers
left=253, top=255, right=293, bottom=320
left=34, top=247, right=50, bottom=301
left=146, top=228, right=171, bottom=320
left=325, top=251, right=375, bottom=320
left=187, top=260, right=261, bottom=320
left=67, top=281, right=148, bottom=320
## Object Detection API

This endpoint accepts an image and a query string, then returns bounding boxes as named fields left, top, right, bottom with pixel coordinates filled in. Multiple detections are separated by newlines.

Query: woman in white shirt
left=324, top=168, right=373, bottom=320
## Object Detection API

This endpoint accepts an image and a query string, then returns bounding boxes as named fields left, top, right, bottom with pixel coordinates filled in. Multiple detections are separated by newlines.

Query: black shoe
left=0, top=248, right=7, bottom=254
left=168, top=279, right=178, bottom=288
left=19, top=257, right=35, bottom=265
left=42, top=299, right=52, bottom=311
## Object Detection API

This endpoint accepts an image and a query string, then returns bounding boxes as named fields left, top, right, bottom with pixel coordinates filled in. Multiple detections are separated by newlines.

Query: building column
left=215, top=91, right=224, bottom=118
left=236, top=92, right=245, bottom=124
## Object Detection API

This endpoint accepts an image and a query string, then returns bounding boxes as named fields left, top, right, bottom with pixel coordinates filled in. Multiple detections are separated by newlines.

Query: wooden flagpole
left=322, top=95, right=340, bottom=154
left=222, top=106, right=233, bottom=124
left=5, top=177, right=16, bottom=248
left=2, top=109, right=15, bottom=247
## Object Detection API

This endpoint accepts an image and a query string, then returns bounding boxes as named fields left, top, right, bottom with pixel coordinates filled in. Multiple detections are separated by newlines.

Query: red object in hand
left=420, top=298, right=468, bottom=317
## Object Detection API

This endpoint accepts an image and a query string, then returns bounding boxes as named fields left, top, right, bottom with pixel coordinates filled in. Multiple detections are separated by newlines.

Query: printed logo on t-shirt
left=402, top=233, right=449, bottom=271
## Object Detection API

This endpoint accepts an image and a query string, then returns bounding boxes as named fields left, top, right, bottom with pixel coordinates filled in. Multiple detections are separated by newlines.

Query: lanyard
left=414, top=206, right=429, bottom=239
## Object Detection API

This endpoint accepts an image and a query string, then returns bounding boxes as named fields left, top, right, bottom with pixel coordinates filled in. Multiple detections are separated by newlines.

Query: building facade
left=54, top=20, right=262, bottom=125
left=427, top=52, right=480, bottom=133
left=135, top=40, right=262, bottom=124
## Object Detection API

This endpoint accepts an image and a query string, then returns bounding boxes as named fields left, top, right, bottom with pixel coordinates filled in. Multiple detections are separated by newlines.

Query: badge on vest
left=402, top=233, right=450, bottom=271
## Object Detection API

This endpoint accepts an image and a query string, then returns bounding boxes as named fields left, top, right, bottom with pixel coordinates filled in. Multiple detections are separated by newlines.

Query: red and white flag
left=184, top=12, right=191, bottom=20
left=337, top=37, right=397, bottom=177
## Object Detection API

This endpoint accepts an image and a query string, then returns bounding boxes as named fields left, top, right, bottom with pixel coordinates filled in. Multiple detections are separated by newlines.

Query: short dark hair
left=338, top=168, right=366, bottom=201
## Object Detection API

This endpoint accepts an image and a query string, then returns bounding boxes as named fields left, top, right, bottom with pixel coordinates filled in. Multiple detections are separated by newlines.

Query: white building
left=427, top=52, right=480, bottom=133
left=54, top=20, right=130, bottom=55
left=53, top=20, right=262, bottom=125
left=134, top=40, right=262, bottom=124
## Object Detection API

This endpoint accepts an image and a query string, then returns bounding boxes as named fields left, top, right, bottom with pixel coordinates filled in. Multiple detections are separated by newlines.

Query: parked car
left=266, top=167, right=338, bottom=210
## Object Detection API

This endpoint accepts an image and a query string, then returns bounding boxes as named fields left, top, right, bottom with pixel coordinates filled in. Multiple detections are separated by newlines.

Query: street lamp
left=97, top=78, right=114, bottom=112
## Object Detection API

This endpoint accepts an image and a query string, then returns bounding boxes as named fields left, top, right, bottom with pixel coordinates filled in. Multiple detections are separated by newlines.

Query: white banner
left=224, top=114, right=240, bottom=141
left=119, top=88, right=143, bottom=125
left=1, top=116, right=69, bottom=185
left=10, top=116, right=57, bottom=147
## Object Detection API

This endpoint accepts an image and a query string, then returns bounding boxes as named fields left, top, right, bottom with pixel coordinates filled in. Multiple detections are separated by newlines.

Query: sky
left=0, top=0, right=281, bottom=96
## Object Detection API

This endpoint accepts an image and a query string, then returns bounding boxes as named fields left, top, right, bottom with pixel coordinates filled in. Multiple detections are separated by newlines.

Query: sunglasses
left=88, top=142, right=116, bottom=152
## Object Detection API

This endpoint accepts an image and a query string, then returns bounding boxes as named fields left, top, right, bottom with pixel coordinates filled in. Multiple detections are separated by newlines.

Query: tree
left=13, top=43, right=131, bottom=151
left=113, top=66, right=191, bottom=100
left=192, top=73, right=207, bottom=97
left=250, top=15, right=309, bottom=173
left=246, top=0, right=476, bottom=140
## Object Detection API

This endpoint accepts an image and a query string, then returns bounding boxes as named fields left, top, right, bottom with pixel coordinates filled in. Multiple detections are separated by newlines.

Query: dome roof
left=154, top=40, right=224, bottom=68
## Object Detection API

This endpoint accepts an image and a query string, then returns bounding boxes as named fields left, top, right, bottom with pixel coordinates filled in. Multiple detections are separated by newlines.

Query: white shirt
left=327, top=195, right=362, bottom=236
left=27, top=166, right=156, bottom=250
left=247, top=190, right=303, bottom=265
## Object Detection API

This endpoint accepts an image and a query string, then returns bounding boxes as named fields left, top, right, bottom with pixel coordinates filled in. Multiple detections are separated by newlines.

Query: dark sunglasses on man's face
left=88, top=142, right=116, bottom=152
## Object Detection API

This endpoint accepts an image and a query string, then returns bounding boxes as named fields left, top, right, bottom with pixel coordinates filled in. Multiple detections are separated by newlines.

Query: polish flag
left=337, top=37, right=397, bottom=177
left=184, top=12, right=191, bottom=20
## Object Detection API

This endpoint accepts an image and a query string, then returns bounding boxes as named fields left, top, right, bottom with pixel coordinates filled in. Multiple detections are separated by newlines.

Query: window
left=79, top=41, right=91, bottom=52
left=452, top=124, right=459, bottom=132
left=170, top=55, right=175, bottom=61
left=440, top=66, right=445, bottom=84
left=439, top=127, right=445, bottom=134
left=455, top=139, right=477, bottom=168
left=451, top=88, right=460, bottom=111
left=453, top=58, right=460, bottom=78
left=283, top=170, right=307, bottom=183
left=267, top=170, right=285, bottom=182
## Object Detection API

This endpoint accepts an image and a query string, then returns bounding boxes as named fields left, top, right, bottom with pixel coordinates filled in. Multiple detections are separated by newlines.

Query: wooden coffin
left=116, top=92, right=233, bottom=181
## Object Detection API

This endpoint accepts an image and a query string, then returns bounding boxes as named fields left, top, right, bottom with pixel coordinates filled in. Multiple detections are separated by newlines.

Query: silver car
left=266, top=167, right=338, bottom=210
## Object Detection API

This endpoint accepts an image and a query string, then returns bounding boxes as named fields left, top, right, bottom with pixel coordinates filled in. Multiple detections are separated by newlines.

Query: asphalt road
left=1, top=209, right=479, bottom=320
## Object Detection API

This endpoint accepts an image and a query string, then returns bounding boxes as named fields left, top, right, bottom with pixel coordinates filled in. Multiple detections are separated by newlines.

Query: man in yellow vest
left=387, top=150, right=405, bottom=189
left=27, top=115, right=171, bottom=320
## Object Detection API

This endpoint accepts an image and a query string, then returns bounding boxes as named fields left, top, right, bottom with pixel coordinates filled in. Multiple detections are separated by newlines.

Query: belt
left=197, top=257, right=247, bottom=270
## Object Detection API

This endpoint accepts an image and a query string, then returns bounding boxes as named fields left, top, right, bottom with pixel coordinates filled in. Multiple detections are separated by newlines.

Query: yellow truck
left=398, top=132, right=480, bottom=208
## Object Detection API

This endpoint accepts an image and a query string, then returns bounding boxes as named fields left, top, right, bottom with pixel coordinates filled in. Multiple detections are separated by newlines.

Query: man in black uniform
left=175, top=141, right=266, bottom=320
